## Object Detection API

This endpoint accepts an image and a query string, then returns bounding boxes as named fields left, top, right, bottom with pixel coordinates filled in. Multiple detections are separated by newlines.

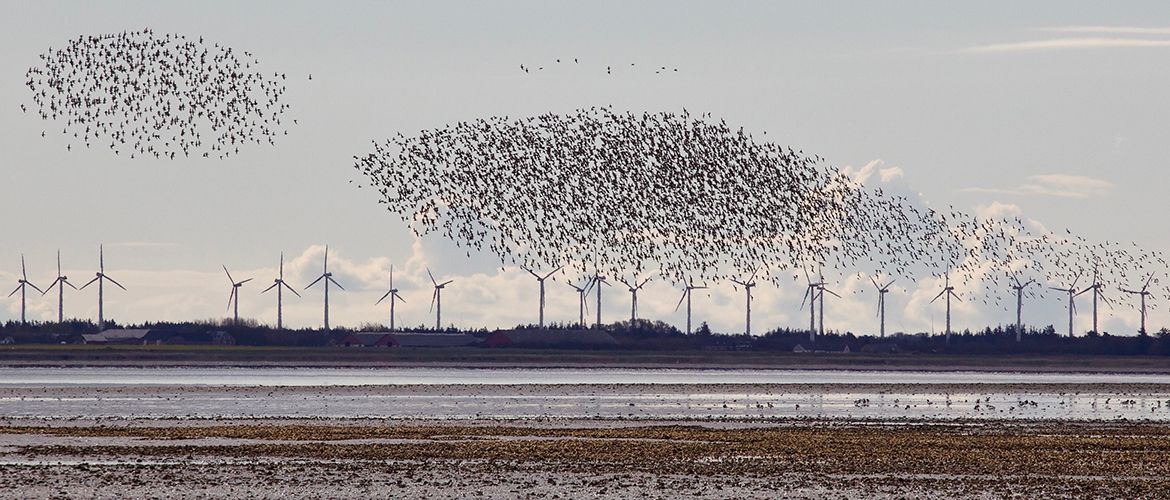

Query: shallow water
left=2, top=367, right=1170, bottom=386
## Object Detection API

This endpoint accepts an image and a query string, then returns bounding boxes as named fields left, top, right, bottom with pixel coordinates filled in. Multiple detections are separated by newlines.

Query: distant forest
left=3, top=319, right=1170, bottom=356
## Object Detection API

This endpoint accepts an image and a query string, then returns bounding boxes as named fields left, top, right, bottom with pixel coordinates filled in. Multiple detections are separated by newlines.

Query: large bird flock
left=23, top=28, right=292, bottom=160
left=354, top=107, right=1169, bottom=315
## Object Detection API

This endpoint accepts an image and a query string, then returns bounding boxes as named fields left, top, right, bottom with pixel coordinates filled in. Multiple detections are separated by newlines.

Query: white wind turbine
left=729, top=268, right=759, bottom=336
left=1049, top=271, right=1085, bottom=338
left=375, top=265, right=406, bottom=331
left=816, top=273, right=841, bottom=338
left=800, top=270, right=823, bottom=343
left=566, top=277, right=593, bottom=329
left=1120, top=273, right=1157, bottom=335
left=930, top=272, right=961, bottom=344
left=1010, top=275, right=1036, bottom=342
left=870, top=276, right=895, bottom=338
left=8, top=255, right=44, bottom=325
left=618, top=275, right=652, bottom=323
left=1079, top=268, right=1112, bottom=334
left=586, top=273, right=612, bottom=329
left=523, top=265, right=564, bottom=328
left=260, top=252, right=300, bottom=330
left=304, top=246, right=344, bottom=332
left=427, top=268, right=454, bottom=330
left=42, top=250, right=77, bottom=323
left=674, top=282, right=708, bottom=335
left=79, top=245, right=125, bottom=329
left=223, top=266, right=253, bottom=326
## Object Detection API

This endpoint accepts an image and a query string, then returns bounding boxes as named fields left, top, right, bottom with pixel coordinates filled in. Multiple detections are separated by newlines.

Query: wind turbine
left=523, top=265, right=563, bottom=328
left=617, top=275, right=652, bottom=323
left=260, top=252, right=300, bottom=330
left=1010, top=275, right=1036, bottom=342
left=817, top=273, right=841, bottom=338
left=729, top=268, right=759, bottom=336
left=304, top=246, right=344, bottom=332
left=427, top=267, right=454, bottom=330
left=375, top=265, right=406, bottom=331
left=1049, top=271, right=1084, bottom=338
left=587, top=273, right=611, bottom=329
left=223, top=266, right=252, bottom=326
left=566, top=278, right=592, bottom=328
left=930, top=272, right=961, bottom=344
left=79, top=245, right=125, bottom=329
left=42, top=250, right=77, bottom=323
left=870, top=276, right=895, bottom=338
left=1079, top=269, right=1111, bottom=334
left=1120, top=273, right=1156, bottom=335
left=800, top=270, right=823, bottom=343
left=675, top=282, right=707, bottom=334
left=8, top=255, right=44, bottom=324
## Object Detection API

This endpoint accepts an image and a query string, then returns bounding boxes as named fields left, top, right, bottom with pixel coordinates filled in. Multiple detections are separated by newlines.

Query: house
left=483, top=329, right=618, bottom=349
left=81, top=329, right=152, bottom=344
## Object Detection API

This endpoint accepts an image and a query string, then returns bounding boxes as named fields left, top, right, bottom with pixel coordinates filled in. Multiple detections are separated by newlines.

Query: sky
left=2, top=1, right=1170, bottom=335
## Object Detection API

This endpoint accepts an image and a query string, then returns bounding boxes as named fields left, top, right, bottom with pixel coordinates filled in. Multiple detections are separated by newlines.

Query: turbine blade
left=429, top=289, right=437, bottom=312
left=105, top=276, right=127, bottom=291
left=239, top=278, right=253, bottom=285
left=261, top=283, right=278, bottom=294
left=824, top=288, right=841, bottom=298
left=305, top=274, right=325, bottom=289
left=930, top=290, right=945, bottom=303
left=427, top=268, right=437, bottom=286
left=282, top=282, right=302, bottom=297
left=65, top=279, right=78, bottom=290
left=440, top=280, right=454, bottom=287
left=328, top=276, right=345, bottom=290
left=80, top=276, right=100, bottom=290
left=43, top=278, right=60, bottom=294
left=393, top=292, right=406, bottom=303
left=223, top=265, right=235, bottom=284
left=543, top=265, right=566, bottom=280
left=7, top=285, right=20, bottom=298
left=376, top=290, right=393, bottom=305
left=674, top=290, right=687, bottom=312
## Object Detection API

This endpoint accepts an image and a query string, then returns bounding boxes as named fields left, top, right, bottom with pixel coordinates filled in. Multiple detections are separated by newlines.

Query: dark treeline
left=2, top=319, right=1169, bottom=356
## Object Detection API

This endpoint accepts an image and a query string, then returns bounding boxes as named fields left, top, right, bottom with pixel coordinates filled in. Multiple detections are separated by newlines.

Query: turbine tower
left=260, top=252, right=300, bottom=330
left=1010, top=276, right=1036, bottom=342
left=223, top=266, right=253, bottom=326
left=587, top=274, right=611, bottom=330
left=930, top=273, right=961, bottom=344
left=800, top=270, right=823, bottom=343
left=523, top=265, right=563, bottom=328
left=79, top=245, right=125, bottom=329
left=1049, top=271, right=1085, bottom=338
left=729, top=269, right=758, bottom=336
left=870, top=276, right=895, bottom=338
left=566, top=278, right=592, bottom=328
left=304, top=246, right=344, bottom=332
left=427, top=268, right=454, bottom=330
left=1120, top=274, right=1156, bottom=335
left=618, top=275, right=651, bottom=324
left=42, top=250, right=78, bottom=323
left=1079, top=269, right=1111, bottom=334
left=8, top=255, right=44, bottom=324
left=375, top=265, right=406, bottom=331
left=817, top=273, right=841, bottom=338
left=675, top=282, right=707, bottom=335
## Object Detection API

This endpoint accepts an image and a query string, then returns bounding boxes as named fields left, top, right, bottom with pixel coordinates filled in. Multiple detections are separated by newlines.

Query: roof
left=82, top=329, right=151, bottom=343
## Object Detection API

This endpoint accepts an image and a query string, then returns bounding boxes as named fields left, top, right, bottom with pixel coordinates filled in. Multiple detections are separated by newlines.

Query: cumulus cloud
left=1038, top=26, right=1170, bottom=36
left=961, top=174, right=1114, bottom=199
left=963, top=37, right=1170, bottom=53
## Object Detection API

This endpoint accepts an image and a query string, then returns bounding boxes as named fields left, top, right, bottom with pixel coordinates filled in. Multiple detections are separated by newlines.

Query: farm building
left=81, top=329, right=152, bottom=344
left=483, top=329, right=618, bottom=349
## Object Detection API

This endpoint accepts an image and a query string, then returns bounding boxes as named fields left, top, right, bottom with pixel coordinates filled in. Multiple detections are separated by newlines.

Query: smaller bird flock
left=519, top=58, right=679, bottom=76
left=23, top=28, right=295, bottom=160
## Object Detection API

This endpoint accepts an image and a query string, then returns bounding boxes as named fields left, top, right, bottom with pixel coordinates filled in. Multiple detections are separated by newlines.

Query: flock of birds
left=354, top=107, right=1170, bottom=321
left=14, top=28, right=1170, bottom=329
left=23, top=28, right=294, bottom=160
left=519, top=58, right=680, bottom=76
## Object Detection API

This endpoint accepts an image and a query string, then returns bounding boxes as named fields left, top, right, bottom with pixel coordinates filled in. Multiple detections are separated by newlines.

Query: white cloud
left=963, top=37, right=1170, bottom=53
left=1038, top=26, right=1170, bottom=36
left=962, top=174, right=1114, bottom=199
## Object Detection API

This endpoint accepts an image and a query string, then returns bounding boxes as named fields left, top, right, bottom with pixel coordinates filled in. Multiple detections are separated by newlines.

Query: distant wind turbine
left=42, top=250, right=77, bottom=323
left=523, top=265, right=564, bottom=328
left=1010, top=275, right=1036, bottom=342
left=1079, top=268, right=1111, bottom=334
left=675, top=282, right=707, bottom=335
left=729, top=268, right=759, bottom=336
left=427, top=267, right=453, bottom=329
left=8, top=255, right=43, bottom=325
left=1120, top=273, right=1156, bottom=335
left=260, top=252, right=300, bottom=330
left=817, top=273, right=841, bottom=338
left=800, top=270, right=823, bottom=343
left=587, top=273, right=611, bottom=329
left=870, top=276, right=895, bottom=338
left=566, top=278, right=592, bottom=328
left=79, top=245, right=125, bottom=329
left=930, top=272, right=961, bottom=344
left=617, top=275, right=651, bottom=323
left=304, top=246, right=344, bottom=332
left=223, top=266, right=253, bottom=326
left=1049, top=271, right=1085, bottom=338
left=375, top=265, right=406, bottom=331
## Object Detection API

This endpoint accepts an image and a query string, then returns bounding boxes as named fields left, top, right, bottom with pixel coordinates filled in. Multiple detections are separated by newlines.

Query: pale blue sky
left=2, top=1, right=1170, bottom=333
